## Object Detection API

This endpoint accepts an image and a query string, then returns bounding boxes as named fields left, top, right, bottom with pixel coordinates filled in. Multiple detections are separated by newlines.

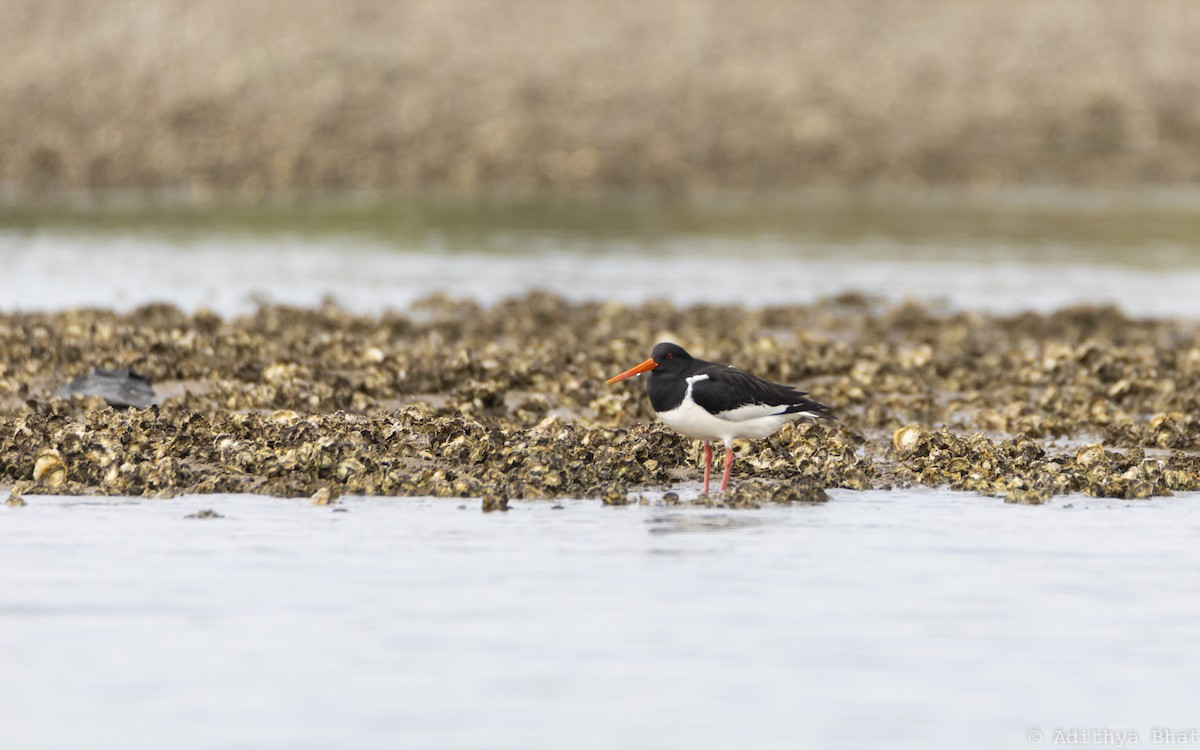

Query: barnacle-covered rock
left=601, top=484, right=632, bottom=505
left=185, top=509, right=224, bottom=519
left=311, top=486, right=340, bottom=505
left=724, top=478, right=829, bottom=507
left=892, top=424, right=925, bottom=457
left=1075, top=444, right=1109, bottom=468
left=481, top=492, right=509, bottom=512
left=32, top=449, right=67, bottom=487
left=0, top=295, right=1198, bottom=504
left=1002, top=477, right=1052, bottom=505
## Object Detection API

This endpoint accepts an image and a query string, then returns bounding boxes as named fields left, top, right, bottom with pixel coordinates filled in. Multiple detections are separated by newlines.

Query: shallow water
left=5, top=192, right=1200, bottom=317
left=2, top=489, right=1199, bottom=750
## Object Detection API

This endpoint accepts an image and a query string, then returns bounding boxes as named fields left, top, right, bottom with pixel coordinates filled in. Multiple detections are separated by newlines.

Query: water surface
left=2, top=490, right=1198, bottom=750
left=5, top=192, right=1200, bottom=316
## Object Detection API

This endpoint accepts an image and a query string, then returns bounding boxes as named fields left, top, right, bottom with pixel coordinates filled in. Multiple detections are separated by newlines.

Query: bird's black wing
left=689, top=363, right=834, bottom=421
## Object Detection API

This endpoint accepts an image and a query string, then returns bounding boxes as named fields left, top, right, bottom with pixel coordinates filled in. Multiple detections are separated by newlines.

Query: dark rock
left=60, top=368, right=156, bottom=409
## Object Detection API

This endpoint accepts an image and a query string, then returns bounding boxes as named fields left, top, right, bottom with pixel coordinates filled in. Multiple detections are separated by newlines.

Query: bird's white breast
left=656, top=374, right=799, bottom=445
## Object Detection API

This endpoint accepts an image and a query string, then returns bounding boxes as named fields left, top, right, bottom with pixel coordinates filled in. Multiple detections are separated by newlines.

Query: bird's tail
left=784, top=397, right=836, bottom=421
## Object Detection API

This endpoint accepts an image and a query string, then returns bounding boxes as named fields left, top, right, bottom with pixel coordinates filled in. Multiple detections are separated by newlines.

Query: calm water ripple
left=1, top=490, right=1198, bottom=750
left=4, top=193, right=1200, bottom=317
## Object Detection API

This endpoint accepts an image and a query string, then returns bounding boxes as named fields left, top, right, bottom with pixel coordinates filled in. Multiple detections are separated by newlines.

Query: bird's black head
left=606, top=342, right=694, bottom=384
left=648, top=342, right=693, bottom=373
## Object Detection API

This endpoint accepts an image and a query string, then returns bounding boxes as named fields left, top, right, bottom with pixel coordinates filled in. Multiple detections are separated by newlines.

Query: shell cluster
left=2, top=295, right=1199, bottom=505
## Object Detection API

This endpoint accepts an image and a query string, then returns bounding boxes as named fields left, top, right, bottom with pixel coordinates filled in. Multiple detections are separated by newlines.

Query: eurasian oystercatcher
left=606, top=342, right=834, bottom=494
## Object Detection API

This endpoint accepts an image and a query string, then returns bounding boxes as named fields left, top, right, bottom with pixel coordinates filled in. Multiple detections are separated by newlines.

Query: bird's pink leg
left=702, top=443, right=713, bottom=495
left=720, top=445, right=735, bottom=491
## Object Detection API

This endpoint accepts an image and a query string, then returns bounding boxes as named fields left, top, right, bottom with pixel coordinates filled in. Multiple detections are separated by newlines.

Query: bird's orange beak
left=606, top=357, right=658, bottom=384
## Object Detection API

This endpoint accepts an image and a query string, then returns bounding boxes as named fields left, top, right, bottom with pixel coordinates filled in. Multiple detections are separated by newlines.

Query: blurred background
left=3, top=0, right=1200, bottom=315
left=6, top=0, right=1200, bottom=196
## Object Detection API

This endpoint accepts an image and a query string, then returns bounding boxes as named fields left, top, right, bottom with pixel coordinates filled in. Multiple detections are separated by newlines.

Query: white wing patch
left=716, top=402, right=791, bottom=422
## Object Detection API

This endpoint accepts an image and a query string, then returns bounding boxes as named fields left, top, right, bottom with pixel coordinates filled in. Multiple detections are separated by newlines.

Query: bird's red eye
left=666, top=353, right=673, bottom=358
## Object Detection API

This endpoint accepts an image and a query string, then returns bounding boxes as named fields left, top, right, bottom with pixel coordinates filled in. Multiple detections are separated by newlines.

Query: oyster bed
left=3, top=294, right=1200, bottom=506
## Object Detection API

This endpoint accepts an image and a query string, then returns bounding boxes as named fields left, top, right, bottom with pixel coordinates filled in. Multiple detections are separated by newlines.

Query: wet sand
left=3, top=295, right=1199, bottom=504
left=5, top=0, right=1200, bottom=197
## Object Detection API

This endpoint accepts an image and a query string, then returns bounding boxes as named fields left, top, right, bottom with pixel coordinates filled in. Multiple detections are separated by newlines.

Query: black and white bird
left=606, top=342, right=834, bottom=494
